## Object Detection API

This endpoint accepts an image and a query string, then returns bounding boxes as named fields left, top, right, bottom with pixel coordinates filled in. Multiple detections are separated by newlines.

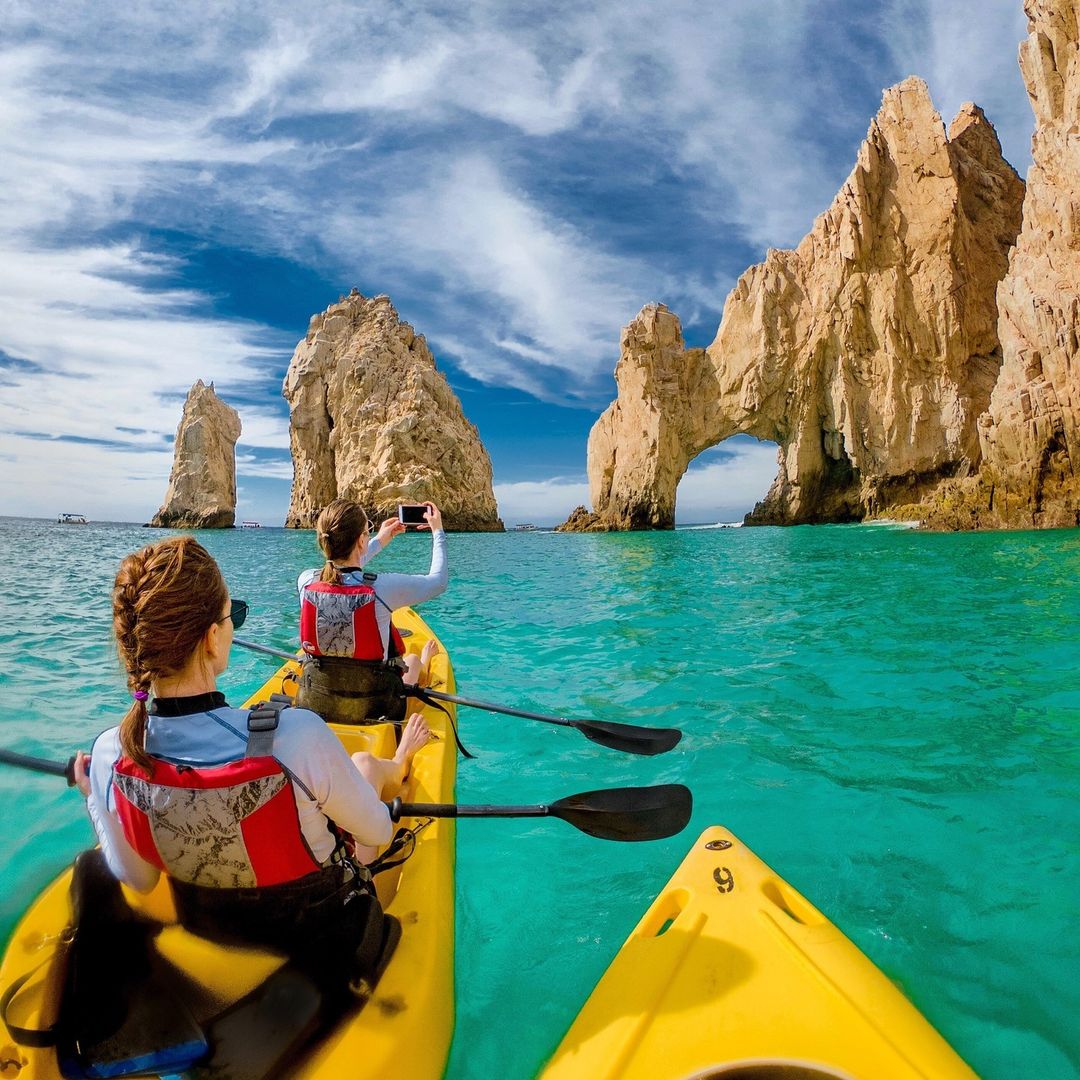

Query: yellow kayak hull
left=542, top=826, right=975, bottom=1080
left=0, top=607, right=455, bottom=1080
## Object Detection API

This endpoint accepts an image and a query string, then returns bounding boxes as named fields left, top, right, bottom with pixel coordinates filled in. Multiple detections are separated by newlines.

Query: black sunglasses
left=220, top=599, right=249, bottom=631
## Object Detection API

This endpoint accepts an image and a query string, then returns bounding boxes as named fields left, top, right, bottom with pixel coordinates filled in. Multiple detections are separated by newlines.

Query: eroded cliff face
left=284, top=291, right=503, bottom=531
left=150, top=380, right=241, bottom=529
left=564, top=78, right=1025, bottom=531
left=918, top=1, right=1080, bottom=529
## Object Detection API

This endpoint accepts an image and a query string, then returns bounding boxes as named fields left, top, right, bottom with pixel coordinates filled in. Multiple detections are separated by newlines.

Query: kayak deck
left=542, top=825, right=975, bottom=1080
left=0, top=607, right=455, bottom=1080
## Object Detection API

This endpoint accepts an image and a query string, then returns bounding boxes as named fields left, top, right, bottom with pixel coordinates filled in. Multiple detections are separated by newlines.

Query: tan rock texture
left=920, top=1, right=1080, bottom=529
left=564, top=78, right=1025, bottom=530
left=284, top=291, right=503, bottom=531
left=150, top=380, right=241, bottom=529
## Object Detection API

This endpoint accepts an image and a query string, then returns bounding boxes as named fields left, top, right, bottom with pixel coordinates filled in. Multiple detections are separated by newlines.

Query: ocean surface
left=1, top=516, right=1078, bottom=1079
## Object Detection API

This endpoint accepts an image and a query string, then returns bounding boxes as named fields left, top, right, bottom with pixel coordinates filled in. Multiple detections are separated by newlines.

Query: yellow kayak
left=0, top=607, right=455, bottom=1080
left=543, top=825, right=976, bottom=1080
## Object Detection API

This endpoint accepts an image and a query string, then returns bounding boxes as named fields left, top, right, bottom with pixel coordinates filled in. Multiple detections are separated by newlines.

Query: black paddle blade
left=574, top=720, right=682, bottom=756
left=549, top=784, right=693, bottom=842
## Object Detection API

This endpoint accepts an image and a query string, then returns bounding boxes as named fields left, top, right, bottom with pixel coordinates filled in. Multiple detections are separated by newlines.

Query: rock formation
left=563, top=78, right=1025, bottom=530
left=284, top=291, right=503, bottom=531
left=150, top=380, right=241, bottom=529
left=918, top=1, right=1080, bottom=529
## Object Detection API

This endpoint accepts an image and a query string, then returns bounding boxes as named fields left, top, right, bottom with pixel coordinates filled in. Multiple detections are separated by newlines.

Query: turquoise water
left=1, top=516, right=1078, bottom=1079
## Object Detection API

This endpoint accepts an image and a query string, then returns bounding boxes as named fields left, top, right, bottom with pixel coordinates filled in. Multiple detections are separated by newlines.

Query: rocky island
left=563, top=78, right=1025, bottom=530
left=283, top=291, right=503, bottom=531
left=563, top=0, right=1079, bottom=532
left=149, top=380, right=241, bottom=529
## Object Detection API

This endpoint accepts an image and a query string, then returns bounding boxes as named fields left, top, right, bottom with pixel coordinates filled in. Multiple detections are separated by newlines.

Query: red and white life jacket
left=300, top=574, right=405, bottom=660
left=112, top=701, right=321, bottom=889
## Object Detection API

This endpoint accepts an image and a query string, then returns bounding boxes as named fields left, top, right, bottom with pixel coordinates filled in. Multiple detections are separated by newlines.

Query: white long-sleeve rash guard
left=297, top=528, right=448, bottom=657
left=86, top=702, right=393, bottom=893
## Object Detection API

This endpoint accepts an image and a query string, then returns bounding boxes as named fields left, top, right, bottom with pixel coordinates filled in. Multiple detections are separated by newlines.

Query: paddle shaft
left=232, top=636, right=682, bottom=756
left=235, top=637, right=584, bottom=731
left=393, top=801, right=548, bottom=818
left=234, top=637, right=297, bottom=662
left=0, top=746, right=692, bottom=842
left=0, top=748, right=77, bottom=785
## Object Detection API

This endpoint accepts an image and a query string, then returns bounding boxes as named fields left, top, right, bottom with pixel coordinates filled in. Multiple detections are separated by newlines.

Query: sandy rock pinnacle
left=919, top=1, right=1080, bottom=529
left=150, top=380, right=242, bottom=529
left=284, top=292, right=503, bottom=531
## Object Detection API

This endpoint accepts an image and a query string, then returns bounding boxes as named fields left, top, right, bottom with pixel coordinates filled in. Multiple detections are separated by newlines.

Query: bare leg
left=401, top=654, right=423, bottom=687
left=402, top=640, right=441, bottom=688
left=350, top=713, right=432, bottom=800
left=350, top=714, right=433, bottom=862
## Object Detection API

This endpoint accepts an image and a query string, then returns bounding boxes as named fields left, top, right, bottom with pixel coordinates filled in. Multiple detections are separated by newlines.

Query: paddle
left=233, top=637, right=683, bottom=757
left=0, top=747, right=78, bottom=785
left=388, top=783, right=692, bottom=842
left=408, top=685, right=681, bottom=756
left=0, top=750, right=693, bottom=842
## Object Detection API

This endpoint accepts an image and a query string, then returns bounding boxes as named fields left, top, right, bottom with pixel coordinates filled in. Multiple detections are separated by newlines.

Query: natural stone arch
left=560, top=78, right=1025, bottom=532
left=581, top=304, right=784, bottom=530
left=674, top=434, right=783, bottom=526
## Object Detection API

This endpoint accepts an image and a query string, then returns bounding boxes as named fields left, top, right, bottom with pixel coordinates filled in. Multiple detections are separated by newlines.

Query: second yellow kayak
left=543, top=825, right=976, bottom=1080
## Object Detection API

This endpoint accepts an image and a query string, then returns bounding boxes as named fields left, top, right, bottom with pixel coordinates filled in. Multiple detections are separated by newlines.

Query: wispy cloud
left=677, top=438, right=780, bottom=522
left=493, top=476, right=591, bottom=527
left=0, top=1, right=1037, bottom=521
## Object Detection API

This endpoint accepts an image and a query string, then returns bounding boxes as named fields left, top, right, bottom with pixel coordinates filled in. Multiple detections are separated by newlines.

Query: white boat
left=57, top=513, right=88, bottom=525
left=240, top=520, right=262, bottom=529
left=514, top=523, right=538, bottom=531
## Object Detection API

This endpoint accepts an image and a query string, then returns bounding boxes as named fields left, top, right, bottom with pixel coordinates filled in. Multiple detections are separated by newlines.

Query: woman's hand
left=376, top=516, right=406, bottom=547
left=421, top=502, right=443, bottom=532
left=73, top=750, right=92, bottom=798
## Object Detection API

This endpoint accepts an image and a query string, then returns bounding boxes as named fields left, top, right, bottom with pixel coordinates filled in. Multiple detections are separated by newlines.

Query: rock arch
left=561, top=78, right=1025, bottom=531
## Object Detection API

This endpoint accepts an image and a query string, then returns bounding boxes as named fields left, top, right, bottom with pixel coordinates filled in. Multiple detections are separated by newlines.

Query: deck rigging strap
left=403, top=685, right=474, bottom=759
left=365, top=819, right=432, bottom=878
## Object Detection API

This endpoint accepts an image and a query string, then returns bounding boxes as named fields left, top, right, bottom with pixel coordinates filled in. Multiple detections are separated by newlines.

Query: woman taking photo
left=296, top=499, right=447, bottom=724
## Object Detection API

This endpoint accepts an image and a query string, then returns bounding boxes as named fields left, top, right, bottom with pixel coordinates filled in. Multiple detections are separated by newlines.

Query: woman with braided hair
left=72, top=535, right=429, bottom=963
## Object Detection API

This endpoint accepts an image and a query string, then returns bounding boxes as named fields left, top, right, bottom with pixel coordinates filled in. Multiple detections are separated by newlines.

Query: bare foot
left=393, top=712, right=433, bottom=773
left=419, top=639, right=440, bottom=685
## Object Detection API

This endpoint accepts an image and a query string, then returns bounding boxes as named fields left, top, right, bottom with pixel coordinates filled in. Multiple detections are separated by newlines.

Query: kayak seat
left=190, top=910, right=402, bottom=1080
left=54, top=850, right=208, bottom=1080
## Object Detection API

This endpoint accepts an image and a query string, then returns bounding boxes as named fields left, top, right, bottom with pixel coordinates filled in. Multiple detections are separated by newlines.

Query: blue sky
left=0, top=0, right=1032, bottom=526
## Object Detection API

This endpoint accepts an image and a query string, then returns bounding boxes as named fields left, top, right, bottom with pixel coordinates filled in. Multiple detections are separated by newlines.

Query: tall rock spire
left=925, top=0, right=1080, bottom=528
left=150, top=381, right=242, bottom=529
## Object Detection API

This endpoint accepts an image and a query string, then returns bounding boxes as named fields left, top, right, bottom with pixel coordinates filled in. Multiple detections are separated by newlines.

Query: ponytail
left=314, top=500, right=369, bottom=581
left=118, top=696, right=152, bottom=772
left=319, top=558, right=344, bottom=586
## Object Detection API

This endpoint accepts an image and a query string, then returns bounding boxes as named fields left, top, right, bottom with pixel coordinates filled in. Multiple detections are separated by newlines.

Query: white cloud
left=676, top=439, right=779, bottom=522
left=0, top=242, right=289, bottom=451
left=235, top=452, right=294, bottom=481
left=381, top=155, right=644, bottom=387
left=0, top=432, right=173, bottom=523
left=493, top=476, right=591, bottom=527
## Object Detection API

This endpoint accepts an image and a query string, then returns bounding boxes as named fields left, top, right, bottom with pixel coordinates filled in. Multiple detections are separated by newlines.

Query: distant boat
left=514, top=523, right=538, bottom=531
left=240, top=520, right=262, bottom=529
left=57, top=513, right=89, bottom=525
